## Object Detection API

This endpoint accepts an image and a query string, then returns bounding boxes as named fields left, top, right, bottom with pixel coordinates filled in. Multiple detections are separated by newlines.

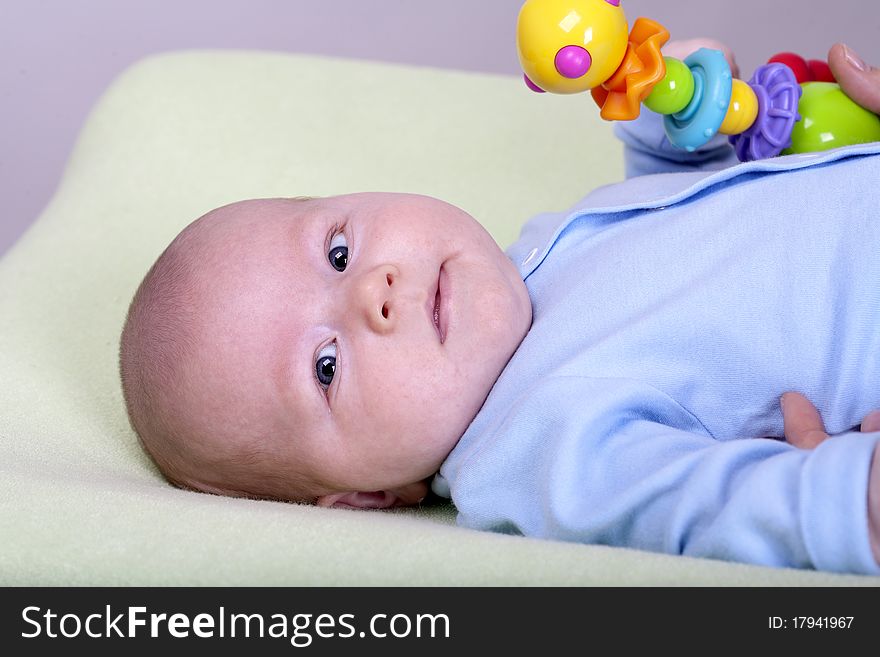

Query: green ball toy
left=785, top=82, right=880, bottom=155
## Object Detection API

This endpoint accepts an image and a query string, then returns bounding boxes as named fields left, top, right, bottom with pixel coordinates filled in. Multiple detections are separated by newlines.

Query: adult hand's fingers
left=828, top=43, right=880, bottom=114
left=781, top=392, right=829, bottom=449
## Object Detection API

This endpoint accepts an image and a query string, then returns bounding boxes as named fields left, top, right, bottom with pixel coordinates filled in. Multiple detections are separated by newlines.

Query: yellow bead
left=719, top=79, right=759, bottom=136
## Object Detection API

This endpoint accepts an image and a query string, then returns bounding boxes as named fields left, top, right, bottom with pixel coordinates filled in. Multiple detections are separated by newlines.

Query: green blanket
left=1, top=51, right=874, bottom=585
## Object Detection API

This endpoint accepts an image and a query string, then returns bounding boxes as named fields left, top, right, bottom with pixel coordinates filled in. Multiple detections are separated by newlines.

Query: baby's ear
left=316, top=482, right=428, bottom=509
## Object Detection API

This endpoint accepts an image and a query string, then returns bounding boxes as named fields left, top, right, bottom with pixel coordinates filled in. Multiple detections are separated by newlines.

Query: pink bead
left=524, top=73, right=545, bottom=93
left=555, top=45, right=592, bottom=79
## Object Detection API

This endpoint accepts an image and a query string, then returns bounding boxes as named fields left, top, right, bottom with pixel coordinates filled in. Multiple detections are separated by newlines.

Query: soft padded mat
left=1, top=51, right=874, bottom=584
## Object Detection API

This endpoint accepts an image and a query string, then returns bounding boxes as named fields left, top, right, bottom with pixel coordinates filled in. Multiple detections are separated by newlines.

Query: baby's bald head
left=119, top=200, right=322, bottom=501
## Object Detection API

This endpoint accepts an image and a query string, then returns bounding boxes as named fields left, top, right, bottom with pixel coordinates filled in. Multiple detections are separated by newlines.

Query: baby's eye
left=315, top=342, right=337, bottom=389
left=328, top=232, right=348, bottom=272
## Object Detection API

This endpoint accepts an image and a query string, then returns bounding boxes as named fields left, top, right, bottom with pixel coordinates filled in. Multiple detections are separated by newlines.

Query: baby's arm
left=781, top=392, right=880, bottom=566
left=450, top=377, right=880, bottom=574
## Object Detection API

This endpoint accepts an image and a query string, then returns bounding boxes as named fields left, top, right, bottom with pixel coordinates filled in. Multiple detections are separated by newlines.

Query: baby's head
left=119, top=193, right=532, bottom=508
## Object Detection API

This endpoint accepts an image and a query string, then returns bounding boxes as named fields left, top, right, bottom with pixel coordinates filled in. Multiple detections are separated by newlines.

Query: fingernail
left=843, top=45, right=868, bottom=72
left=779, top=394, right=787, bottom=411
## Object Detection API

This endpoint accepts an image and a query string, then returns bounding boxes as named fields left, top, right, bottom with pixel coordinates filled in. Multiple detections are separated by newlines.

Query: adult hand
left=781, top=391, right=880, bottom=449
left=828, top=43, right=880, bottom=114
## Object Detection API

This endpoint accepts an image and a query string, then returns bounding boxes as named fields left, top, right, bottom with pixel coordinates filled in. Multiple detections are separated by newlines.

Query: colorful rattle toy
left=516, top=0, right=880, bottom=161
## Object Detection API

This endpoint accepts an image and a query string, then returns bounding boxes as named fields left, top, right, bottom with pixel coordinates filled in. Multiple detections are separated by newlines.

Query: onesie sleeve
left=446, top=376, right=880, bottom=574
left=614, top=109, right=738, bottom=178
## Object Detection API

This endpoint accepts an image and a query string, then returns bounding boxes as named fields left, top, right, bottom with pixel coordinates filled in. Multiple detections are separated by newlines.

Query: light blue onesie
left=434, top=113, right=880, bottom=575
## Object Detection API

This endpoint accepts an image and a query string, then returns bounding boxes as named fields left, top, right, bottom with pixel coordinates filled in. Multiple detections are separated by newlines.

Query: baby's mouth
left=429, top=265, right=447, bottom=344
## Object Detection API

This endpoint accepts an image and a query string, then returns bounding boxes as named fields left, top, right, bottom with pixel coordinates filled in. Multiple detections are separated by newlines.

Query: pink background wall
left=2, top=0, right=877, bottom=255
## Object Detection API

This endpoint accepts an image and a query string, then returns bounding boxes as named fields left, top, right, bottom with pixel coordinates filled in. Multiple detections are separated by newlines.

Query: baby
left=120, top=42, right=880, bottom=574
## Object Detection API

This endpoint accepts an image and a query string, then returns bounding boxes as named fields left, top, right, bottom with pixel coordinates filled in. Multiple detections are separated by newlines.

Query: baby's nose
left=354, top=265, right=400, bottom=334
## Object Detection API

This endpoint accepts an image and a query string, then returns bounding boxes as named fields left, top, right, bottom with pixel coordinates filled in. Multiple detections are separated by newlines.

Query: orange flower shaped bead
left=591, top=18, right=670, bottom=121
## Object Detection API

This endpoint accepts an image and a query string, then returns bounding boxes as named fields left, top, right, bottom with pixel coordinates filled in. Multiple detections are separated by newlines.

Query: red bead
left=807, top=59, right=836, bottom=83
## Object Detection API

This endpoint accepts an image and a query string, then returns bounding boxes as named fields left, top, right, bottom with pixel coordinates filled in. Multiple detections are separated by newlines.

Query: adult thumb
left=827, top=43, right=880, bottom=114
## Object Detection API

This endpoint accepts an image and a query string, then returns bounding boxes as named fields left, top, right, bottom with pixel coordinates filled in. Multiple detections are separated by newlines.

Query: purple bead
left=605, top=0, right=621, bottom=6
left=555, top=45, right=592, bottom=79
left=729, top=63, right=802, bottom=161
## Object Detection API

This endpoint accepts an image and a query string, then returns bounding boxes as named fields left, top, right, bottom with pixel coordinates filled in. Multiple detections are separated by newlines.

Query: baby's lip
left=428, top=264, right=447, bottom=344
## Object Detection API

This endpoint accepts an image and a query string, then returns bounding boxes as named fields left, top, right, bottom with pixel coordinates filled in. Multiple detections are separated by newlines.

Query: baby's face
left=187, top=193, right=531, bottom=500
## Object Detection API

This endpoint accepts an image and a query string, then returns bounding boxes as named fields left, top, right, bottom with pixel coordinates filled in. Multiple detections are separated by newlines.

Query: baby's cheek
left=481, top=277, right=528, bottom=338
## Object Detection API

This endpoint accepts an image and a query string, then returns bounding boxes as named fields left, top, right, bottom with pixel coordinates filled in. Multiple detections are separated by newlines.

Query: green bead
left=784, top=82, right=880, bottom=155
left=644, top=57, right=695, bottom=115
